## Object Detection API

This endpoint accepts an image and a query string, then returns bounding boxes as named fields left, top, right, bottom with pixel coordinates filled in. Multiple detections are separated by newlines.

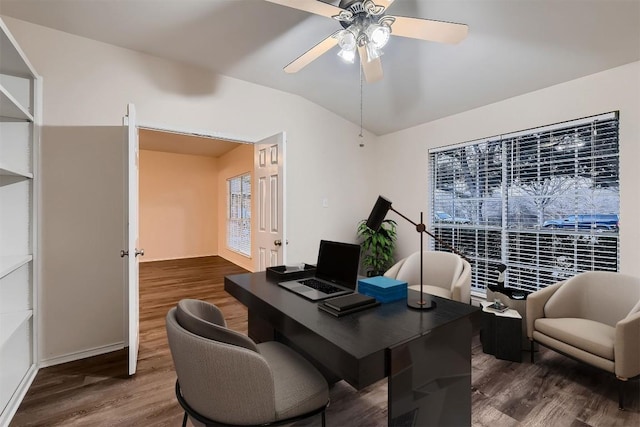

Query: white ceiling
left=1, top=0, right=639, bottom=136
left=139, top=128, right=242, bottom=157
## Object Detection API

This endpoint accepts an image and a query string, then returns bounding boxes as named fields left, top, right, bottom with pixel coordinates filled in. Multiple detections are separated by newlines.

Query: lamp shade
left=366, top=196, right=392, bottom=231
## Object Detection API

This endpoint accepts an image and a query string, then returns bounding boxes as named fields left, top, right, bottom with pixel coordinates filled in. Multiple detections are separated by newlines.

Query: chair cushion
left=257, top=341, right=329, bottom=420
left=534, top=317, right=615, bottom=360
left=176, top=299, right=258, bottom=352
left=408, top=284, right=451, bottom=300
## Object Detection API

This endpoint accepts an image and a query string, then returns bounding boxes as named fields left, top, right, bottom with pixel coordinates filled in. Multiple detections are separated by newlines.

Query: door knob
left=274, top=240, right=282, bottom=246
left=120, top=250, right=129, bottom=258
left=135, top=248, right=145, bottom=257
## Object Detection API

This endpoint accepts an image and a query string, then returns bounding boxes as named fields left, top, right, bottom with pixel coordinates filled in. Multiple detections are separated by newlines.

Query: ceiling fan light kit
left=337, top=28, right=357, bottom=62
left=337, top=44, right=356, bottom=63
left=267, top=0, right=468, bottom=83
left=334, top=3, right=393, bottom=64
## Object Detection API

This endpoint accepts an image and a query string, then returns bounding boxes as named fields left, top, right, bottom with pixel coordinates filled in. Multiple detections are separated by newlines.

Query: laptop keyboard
left=300, top=278, right=342, bottom=295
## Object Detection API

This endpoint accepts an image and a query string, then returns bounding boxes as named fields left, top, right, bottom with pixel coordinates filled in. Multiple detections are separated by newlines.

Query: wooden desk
left=225, top=272, right=480, bottom=426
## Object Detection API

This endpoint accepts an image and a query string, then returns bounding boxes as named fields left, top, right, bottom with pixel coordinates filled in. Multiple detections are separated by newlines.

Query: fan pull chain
left=359, top=64, right=364, bottom=147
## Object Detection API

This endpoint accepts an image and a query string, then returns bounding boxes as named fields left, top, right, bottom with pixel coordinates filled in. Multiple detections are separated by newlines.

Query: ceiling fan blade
left=358, top=45, right=383, bottom=83
left=284, top=32, right=339, bottom=74
left=390, top=15, right=468, bottom=44
left=265, top=0, right=346, bottom=19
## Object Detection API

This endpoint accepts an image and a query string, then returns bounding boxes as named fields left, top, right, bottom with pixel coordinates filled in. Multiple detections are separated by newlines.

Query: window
left=227, top=173, right=251, bottom=256
left=429, top=112, right=619, bottom=295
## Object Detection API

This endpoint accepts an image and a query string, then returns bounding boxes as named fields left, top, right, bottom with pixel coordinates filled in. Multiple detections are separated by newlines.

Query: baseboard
left=140, top=254, right=217, bottom=263
left=0, top=364, right=38, bottom=426
left=39, top=342, right=125, bottom=368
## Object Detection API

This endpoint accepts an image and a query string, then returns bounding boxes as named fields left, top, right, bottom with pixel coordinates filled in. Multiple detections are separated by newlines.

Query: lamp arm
left=389, top=206, right=419, bottom=227
left=389, top=206, right=470, bottom=263
left=420, top=228, right=469, bottom=263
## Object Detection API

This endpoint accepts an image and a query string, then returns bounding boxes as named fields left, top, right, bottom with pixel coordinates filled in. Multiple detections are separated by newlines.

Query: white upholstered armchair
left=526, top=271, right=640, bottom=409
left=384, top=251, right=472, bottom=303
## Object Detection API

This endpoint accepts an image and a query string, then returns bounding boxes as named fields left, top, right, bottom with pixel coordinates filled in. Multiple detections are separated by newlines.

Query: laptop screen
left=315, top=240, right=361, bottom=289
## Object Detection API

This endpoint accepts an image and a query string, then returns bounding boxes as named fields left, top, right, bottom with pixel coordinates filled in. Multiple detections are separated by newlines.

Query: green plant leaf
left=356, top=218, right=397, bottom=274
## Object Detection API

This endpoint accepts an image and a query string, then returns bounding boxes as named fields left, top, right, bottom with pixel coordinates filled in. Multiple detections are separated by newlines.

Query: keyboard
left=299, top=278, right=343, bottom=295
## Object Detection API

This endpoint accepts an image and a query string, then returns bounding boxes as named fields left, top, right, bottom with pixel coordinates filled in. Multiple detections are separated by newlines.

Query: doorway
left=127, top=121, right=286, bottom=375
left=137, top=127, right=251, bottom=269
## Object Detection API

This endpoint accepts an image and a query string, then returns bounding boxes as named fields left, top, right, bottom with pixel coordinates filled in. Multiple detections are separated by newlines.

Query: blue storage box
left=358, top=276, right=407, bottom=303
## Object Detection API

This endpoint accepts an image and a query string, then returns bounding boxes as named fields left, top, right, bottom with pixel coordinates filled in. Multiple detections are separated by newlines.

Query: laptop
left=278, top=240, right=361, bottom=301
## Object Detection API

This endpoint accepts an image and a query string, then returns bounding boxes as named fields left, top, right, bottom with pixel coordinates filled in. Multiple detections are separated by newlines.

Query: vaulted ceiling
left=1, top=0, right=639, bottom=135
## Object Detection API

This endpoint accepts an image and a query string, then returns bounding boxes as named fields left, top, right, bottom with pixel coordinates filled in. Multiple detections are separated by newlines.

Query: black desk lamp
left=366, top=195, right=469, bottom=310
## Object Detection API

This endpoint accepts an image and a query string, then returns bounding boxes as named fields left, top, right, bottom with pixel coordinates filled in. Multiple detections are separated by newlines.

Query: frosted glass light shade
left=367, top=24, right=390, bottom=48
left=337, top=29, right=357, bottom=51
left=338, top=48, right=356, bottom=63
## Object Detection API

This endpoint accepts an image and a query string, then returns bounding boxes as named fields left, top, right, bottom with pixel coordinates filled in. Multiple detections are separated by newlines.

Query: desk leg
left=248, top=311, right=275, bottom=343
left=388, top=317, right=472, bottom=427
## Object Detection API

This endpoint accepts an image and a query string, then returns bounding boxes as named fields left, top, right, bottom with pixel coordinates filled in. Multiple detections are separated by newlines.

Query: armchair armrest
left=384, top=257, right=407, bottom=279
left=615, top=311, right=640, bottom=379
left=451, top=260, right=471, bottom=304
left=526, top=281, right=564, bottom=340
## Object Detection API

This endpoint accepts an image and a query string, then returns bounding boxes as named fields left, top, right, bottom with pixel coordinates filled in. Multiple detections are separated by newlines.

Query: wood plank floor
left=10, top=256, right=639, bottom=426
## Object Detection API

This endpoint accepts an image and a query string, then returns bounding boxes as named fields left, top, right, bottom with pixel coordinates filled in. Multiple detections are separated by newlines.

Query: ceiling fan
left=265, top=0, right=468, bottom=83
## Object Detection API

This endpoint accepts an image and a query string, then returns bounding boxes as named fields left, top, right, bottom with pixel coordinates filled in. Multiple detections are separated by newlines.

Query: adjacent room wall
left=216, top=143, right=254, bottom=271
left=373, top=61, right=640, bottom=279
left=3, top=16, right=376, bottom=364
left=139, top=150, right=218, bottom=262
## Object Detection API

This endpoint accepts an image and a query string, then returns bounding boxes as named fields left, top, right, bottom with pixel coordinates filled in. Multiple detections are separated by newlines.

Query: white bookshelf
left=0, top=311, right=32, bottom=348
left=0, top=255, right=32, bottom=279
left=0, top=17, right=40, bottom=426
left=0, top=85, right=33, bottom=121
left=0, top=163, right=33, bottom=178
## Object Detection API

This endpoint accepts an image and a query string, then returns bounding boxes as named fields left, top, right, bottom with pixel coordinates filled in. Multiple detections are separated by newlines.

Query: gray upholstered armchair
left=384, top=251, right=472, bottom=303
left=526, top=271, right=640, bottom=409
left=166, top=299, right=329, bottom=426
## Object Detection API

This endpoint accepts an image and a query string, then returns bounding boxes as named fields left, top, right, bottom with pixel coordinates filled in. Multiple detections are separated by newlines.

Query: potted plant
left=357, top=218, right=397, bottom=277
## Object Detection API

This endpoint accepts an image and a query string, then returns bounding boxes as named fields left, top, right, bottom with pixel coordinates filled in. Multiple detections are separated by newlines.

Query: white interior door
left=254, top=133, right=285, bottom=271
left=123, top=104, right=140, bottom=375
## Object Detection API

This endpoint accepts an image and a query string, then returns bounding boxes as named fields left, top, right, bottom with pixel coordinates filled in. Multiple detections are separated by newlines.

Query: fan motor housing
left=338, top=0, right=380, bottom=29
left=338, top=0, right=364, bottom=13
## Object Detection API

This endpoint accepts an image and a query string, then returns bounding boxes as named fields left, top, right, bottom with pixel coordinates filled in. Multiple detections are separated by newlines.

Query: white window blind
left=429, top=112, right=619, bottom=294
left=227, top=173, right=251, bottom=256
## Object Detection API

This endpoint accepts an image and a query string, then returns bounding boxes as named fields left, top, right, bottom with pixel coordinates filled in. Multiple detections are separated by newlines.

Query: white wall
left=373, top=61, right=640, bottom=279
left=8, top=13, right=638, bottom=365
left=3, top=16, right=376, bottom=364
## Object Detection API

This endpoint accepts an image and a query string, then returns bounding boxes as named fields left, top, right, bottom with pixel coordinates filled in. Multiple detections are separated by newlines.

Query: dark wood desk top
left=225, top=272, right=480, bottom=388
